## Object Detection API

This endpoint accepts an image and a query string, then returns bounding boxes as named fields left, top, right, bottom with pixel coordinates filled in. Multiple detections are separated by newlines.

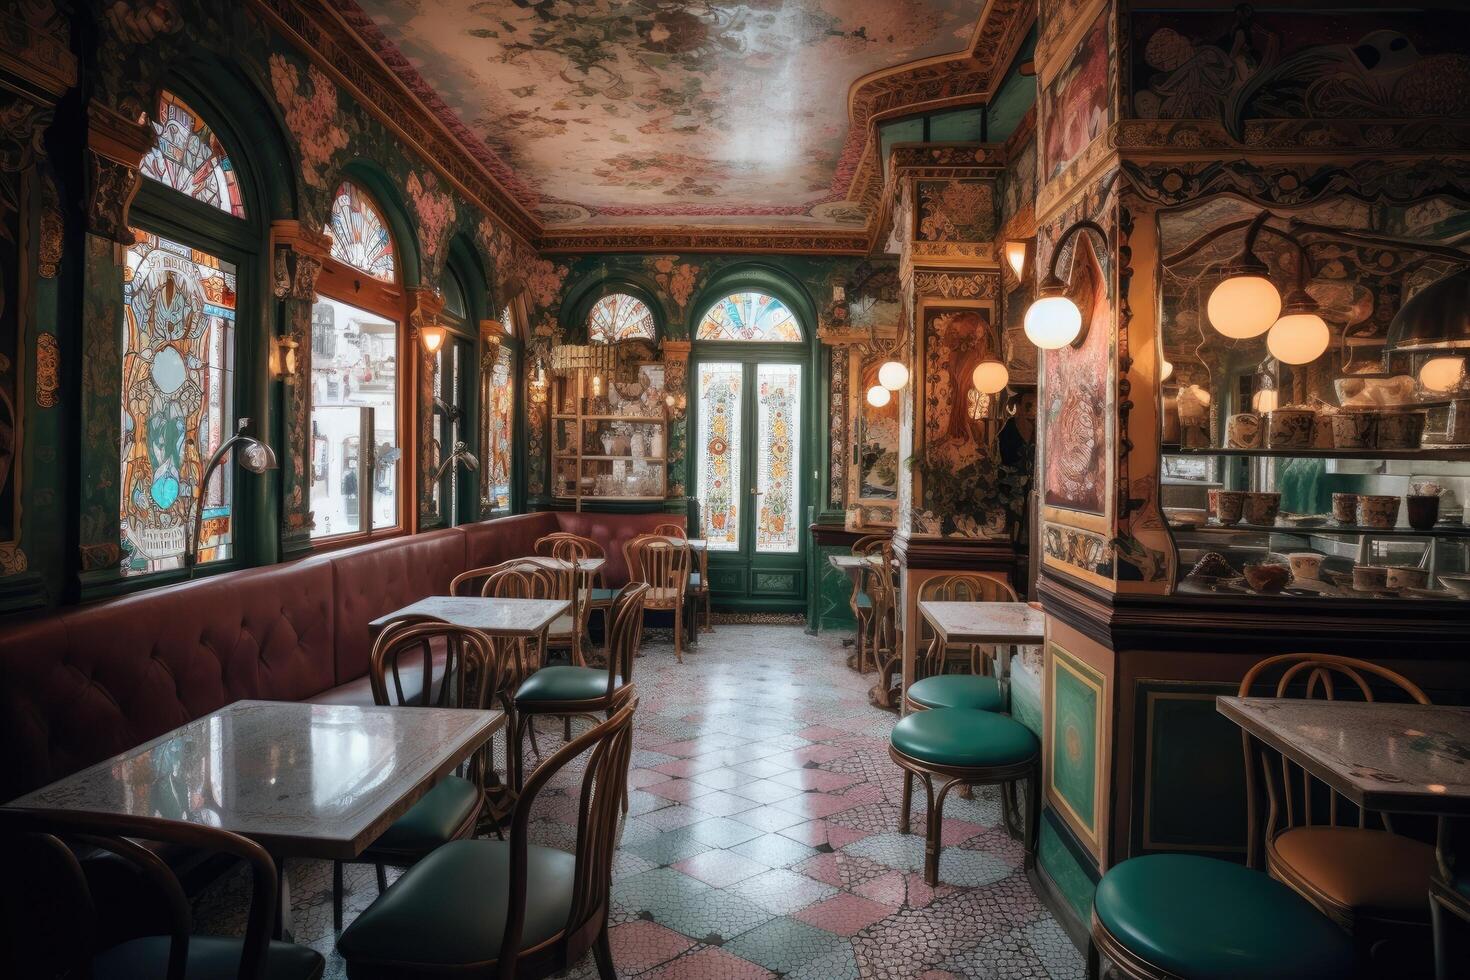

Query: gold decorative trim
left=34, top=333, right=58, bottom=409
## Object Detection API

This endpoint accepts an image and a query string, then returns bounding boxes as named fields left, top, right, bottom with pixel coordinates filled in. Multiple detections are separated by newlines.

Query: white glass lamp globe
left=1004, top=240, right=1028, bottom=279
left=1420, top=356, right=1466, bottom=392
left=877, top=360, right=909, bottom=391
left=972, top=359, right=1009, bottom=394
left=1252, top=388, right=1279, bottom=413
left=1207, top=274, right=1282, bottom=339
left=866, top=384, right=891, bottom=408
left=1160, top=359, right=1174, bottom=382
left=1024, top=295, right=1083, bottom=349
left=1266, top=312, right=1330, bottom=365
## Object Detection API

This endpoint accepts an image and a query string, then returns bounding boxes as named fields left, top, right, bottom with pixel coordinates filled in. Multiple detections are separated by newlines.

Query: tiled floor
left=195, top=623, right=1084, bottom=979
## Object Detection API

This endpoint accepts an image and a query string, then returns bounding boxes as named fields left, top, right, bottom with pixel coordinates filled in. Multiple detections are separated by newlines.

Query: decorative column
left=408, top=285, right=445, bottom=530
left=660, top=339, right=690, bottom=500
left=270, top=220, right=331, bottom=554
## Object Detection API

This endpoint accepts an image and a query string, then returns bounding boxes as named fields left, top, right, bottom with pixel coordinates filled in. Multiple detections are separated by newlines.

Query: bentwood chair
left=0, top=806, right=325, bottom=980
left=337, top=699, right=639, bottom=980
left=849, top=535, right=887, bottom=673
left=889, top=706, right=1039, bottom=886
left=625, top=533, right=690, bottom=663
left=903, top=573, right=1019, bottom=715
left=513, top=583, right=648, bottom=790
left=545, top=535, right=615, bottom=654
left=1240, top=653, right=1438, bottom=966
left=655, top=522, right=708, bottom=637
left=333, top=622, right=500, bottom=930
left=865, top=550, right=906, bottom=708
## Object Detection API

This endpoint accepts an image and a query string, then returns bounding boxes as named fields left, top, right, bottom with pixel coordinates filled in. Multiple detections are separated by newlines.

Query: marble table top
left=369, top=596, right=569, bottom=636
left=9, top=700, right=503, bottom=859
left=1218, top=697, right=1470, bottom=815
left=828, top=554, right=884, bottom=570
left=520, top=555, right=606, bottom=573
left=918, top=601, right=1045, bottom=645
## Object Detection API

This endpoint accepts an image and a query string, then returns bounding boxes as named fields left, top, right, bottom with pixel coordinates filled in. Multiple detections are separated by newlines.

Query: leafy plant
left=907, top=452, right=1032, bottom=534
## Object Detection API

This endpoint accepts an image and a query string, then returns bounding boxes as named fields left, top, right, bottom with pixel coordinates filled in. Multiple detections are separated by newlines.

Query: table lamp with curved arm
left=187, top=418, right=277, bottom=578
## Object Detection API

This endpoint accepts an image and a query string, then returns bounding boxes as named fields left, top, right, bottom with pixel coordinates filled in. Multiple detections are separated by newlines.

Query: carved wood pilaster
left=85, top=102, right=151, bottom=244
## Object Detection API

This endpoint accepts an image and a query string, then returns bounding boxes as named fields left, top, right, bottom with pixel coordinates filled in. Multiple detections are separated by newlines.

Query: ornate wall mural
left=342, top=0, right=985, bottom=229
left=916, top=178, right=997, bottom=242
left=1042, top=231, right=1108, bottom=515
left=1041, top=1, right=1111, bottom=181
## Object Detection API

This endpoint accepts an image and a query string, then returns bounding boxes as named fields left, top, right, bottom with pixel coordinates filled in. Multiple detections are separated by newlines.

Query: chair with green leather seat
left=337, top=698, right=639, bottom=980
left=0, top=805, right=324, bottom=980
left=1088, top=853, right=1358, bottom=979
left=332, top=622, right=501, bottom=931
left=903, top=573, right=1018, bottom=714
left=512, top=582, right=647, bottom=791
left=889, top=706, right=1040, bottom=885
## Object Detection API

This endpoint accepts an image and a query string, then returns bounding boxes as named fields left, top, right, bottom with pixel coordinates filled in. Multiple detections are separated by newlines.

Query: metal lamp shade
left=1387, top=268, right=1470, bottom=352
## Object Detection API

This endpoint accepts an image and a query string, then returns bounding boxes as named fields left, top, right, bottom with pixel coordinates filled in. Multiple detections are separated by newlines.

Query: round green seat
left=890, top=707, right=1036, bottom=768
left=906, top=674, right=1004, bottom=712
left=369, top=775, right=480, bottom=854
left=1094, top=854, right=1356, bottom=980
left=515, top=665, right=619, bottom=703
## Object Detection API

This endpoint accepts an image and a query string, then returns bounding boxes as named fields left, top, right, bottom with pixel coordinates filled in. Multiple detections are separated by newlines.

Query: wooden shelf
left=1171, top=521, right=1470, bottom=539
left=576, top=455, right=666, bottom=462
left=581, top=414, right=666, bottom=422
left=1163, top=445, right=1470, bottom=462
left=549, top=371, right=668, bottom=510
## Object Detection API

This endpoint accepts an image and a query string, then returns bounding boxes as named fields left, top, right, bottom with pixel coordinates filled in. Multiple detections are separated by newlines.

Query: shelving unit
left=550, top=371, right=667, bottom=510
left=1163, top=445, right=1470, bottom=462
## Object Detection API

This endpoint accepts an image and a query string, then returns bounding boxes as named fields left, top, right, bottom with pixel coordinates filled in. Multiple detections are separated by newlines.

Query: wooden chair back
left=915, top=573, right=1019, bottom=677
left=624, top=534, right=689, bottom=609
left=852, top=534, right=886, bottom=556
left=451, top=557, right=557, bottom=597
left=369, top=622, right=499, bottom=711
left=0, top=807, right=289, bottom=980
left=860, top=560, right=897, bottom=656
left=652, top=522, right=687, bottom=539
left=607, top=583, right=650, bottom=697
left=483, top=564, right=555, bottom=599
left=550, top=535, right=602, bottom=563
left=1238, top=653, right=1431, bottom=868
left=500, top=700, right=638, bottom=977
left=533, top=532, right=581, bottom=557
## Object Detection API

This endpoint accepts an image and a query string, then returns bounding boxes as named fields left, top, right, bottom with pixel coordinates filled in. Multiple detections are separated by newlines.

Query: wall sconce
left=272, top=336, right=299, bottom=377
left=417, top=322, right=447, bottom=354
left=971, top=357, right=1009, bottom=395
left=877, top=361, right=908, bottom=391
left=866, top=384, right=891, bottom=407
left=1003, top=239, right=1030, bottom=280
left=1207, top=211, right=1281, bottom=340
left=1023, top=220, right=1108, bottom=350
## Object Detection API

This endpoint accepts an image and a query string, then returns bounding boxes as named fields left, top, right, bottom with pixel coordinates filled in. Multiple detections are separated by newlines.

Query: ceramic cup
left=1215, top=490, right=1245, bottom=526
left=1243, top=491, right=1281, bottom=526
left=1386, top=565, right=1429, bottom=591
left=1357, top=494, right=1401, bottom=529
left=1227, top=413, right=1263, bottom=449
left=1353, top=565, right=1389, bottom=591
left=1407, top=494, right=1441, bottom=530
left=1331, top=492, right=1359, bottom=525
left=1287, top=552, right=1323, bottom=581
left=1377, top=411, right=1427, bottom=450
left=1332, top=412, right=1376, bottom=449
left=1265, top=409, right=1314, bottom=450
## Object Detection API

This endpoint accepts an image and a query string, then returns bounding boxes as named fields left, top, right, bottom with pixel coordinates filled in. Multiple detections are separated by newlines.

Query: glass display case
left=550, top=368, right=668, bottom=508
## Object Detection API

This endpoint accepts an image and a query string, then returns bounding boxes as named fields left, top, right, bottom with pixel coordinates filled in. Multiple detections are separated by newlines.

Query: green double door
left=690, top=356, right=806, bottom=612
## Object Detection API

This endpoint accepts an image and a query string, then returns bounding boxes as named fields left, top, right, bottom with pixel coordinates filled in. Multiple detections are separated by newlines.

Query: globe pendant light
left=1420, top=355, right=1465, bottom=392
left=1265, top=288, right=1330, bottom=365
left=1160, top=358, right=1174, bottom=382
left=866, top=384, right=891, bottom=407
left=878, top=360, right=909, bottom=391
left=1207, top=211, right=1282, bottom=339
left=971, top=357, right=1009, bottom=395
left=1021, top=220, right=1107, bottom=351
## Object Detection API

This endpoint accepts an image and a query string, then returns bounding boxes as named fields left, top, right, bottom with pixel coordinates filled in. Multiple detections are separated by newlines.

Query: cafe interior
left=3, top=1, right=1470, bottom=978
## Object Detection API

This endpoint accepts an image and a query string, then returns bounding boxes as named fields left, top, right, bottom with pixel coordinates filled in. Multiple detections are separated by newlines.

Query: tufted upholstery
left=0, top=511, right=675, bottom=802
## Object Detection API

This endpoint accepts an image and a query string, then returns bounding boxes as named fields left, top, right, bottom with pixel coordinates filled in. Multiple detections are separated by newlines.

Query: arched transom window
left=697, top=291, right=801, bottom=342
left=140, top=90, right=245, bottom=218
left=588, top=292, right=655, bottom=343
left=325, top=181, right=397, bottom=282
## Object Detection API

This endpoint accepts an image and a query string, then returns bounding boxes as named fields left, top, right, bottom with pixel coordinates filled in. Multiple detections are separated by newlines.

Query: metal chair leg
left=375, top=863, right=387, bottom=893
left=899, top=770, right=913, bottom=834
left=333, top=860, right=344, bottom=932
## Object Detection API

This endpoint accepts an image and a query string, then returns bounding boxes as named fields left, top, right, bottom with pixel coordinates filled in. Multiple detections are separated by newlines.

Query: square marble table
left=369, top=596, right=569, bottom=637
left=519, top=555, right=606, bottom=575
left=914, top=601, right=1045, bottom=706
left=1216, top=697, right=1470, bottom=816
left=9, top=699, right=504, bottom=859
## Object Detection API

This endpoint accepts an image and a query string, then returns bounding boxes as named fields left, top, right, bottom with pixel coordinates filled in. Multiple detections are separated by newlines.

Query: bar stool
left=889, top=707, right=1039, bottom=885
left=1089, top=854, right=1357, bottom=979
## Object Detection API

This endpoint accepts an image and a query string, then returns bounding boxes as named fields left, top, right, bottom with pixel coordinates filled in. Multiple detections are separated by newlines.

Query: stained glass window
left=485, top=344, right=514, bottom=510
left=696, top=363, right=743, bottom=551
left=120, top=230, right=236, bottom=575
left=500, top=304, right=515, bottom=335
left=755, top=363, right=801, bottom=553
left=588, top=293, right=655, bottom=343
left=325, top=181, right=396, bottom=282
left=697, top=292, right=802, bottom=342
left=140, top=91, right=245, bottom=218
left=443, top=269, right=467, bottom=319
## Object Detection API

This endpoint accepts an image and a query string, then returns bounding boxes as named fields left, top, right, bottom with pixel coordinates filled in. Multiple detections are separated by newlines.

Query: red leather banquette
left=0, top=511, right=680, bottom=802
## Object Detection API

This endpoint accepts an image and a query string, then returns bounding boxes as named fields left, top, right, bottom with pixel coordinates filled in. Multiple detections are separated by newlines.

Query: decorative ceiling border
left=285, top=0, right=1032, bottom=254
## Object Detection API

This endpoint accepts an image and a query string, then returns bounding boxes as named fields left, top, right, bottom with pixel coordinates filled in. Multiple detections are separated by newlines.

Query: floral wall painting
left=922, top=305, right=1002, bottom=469
left=1130, top=7, right=1470, bottom=134
left=916, top=179, right=997, bottom=243
left=1042, top=230, right=1108, bottom=516
left=1041, top=3, right=1111, bottom=181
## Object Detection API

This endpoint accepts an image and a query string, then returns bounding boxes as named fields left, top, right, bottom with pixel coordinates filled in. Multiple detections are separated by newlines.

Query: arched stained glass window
left=500, top=304, right=515, bottom=335
left=325, top=181, right=396, bottom=282
left=140, top=90, right=245, bottom=218
left=697, top=291, right=801, bottom=342
left=588, top=293, right=655, bottom=343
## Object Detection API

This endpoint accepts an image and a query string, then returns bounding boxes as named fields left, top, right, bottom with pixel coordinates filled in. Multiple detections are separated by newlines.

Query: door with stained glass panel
left=693, top=359, right=805, bottom=610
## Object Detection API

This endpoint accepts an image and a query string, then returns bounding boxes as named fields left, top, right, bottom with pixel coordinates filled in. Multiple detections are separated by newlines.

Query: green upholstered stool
left=889, top=707, right=1039, bottom=885
left=1089, top=854, right=1357, bottom=980
left=904, top=673, right=1005, bottom=712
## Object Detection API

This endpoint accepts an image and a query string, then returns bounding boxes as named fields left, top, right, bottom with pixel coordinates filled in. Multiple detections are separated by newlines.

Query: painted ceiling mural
left=344, top=0, right=984, bottom=230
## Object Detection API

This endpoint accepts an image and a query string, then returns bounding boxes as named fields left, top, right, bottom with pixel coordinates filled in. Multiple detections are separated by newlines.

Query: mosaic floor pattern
left=195, top=624, right=1084, bottom=979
